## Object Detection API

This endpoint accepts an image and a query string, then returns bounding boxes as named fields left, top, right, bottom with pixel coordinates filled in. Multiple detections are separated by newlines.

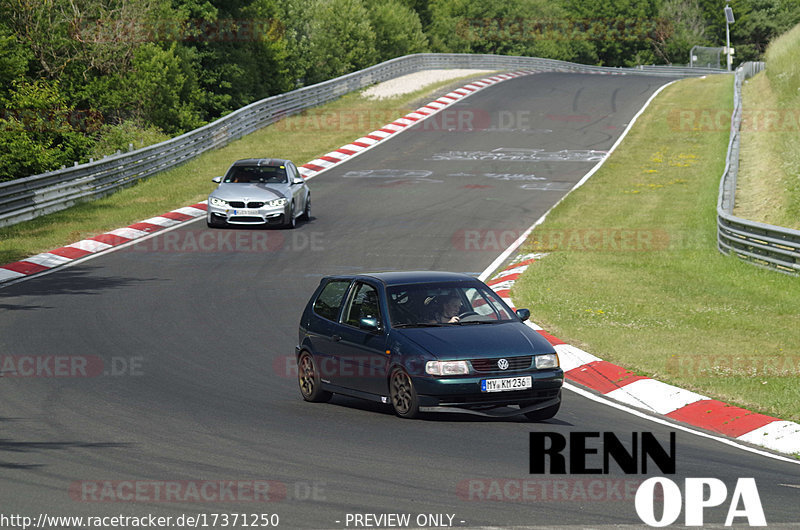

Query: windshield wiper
left=393, top=323, right=446, bottom=328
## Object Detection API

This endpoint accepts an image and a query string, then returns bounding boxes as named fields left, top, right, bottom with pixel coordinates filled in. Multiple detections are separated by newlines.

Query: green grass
left=512, top=74, right=800, bottom=423
left=0, top=73, right=493, bottom=265
left=735, top=22, right=800, bottom=228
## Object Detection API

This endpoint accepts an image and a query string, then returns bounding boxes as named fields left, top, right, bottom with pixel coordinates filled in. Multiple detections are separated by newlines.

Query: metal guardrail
left=717, top=62, right=800, bottom=275
left=0, top=53, right=724, bottom=228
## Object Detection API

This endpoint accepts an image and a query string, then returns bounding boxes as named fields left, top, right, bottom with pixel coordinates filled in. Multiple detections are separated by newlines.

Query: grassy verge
left=735, top=23, right=800, bottom=229
left=0, top=72, right=492, bottom=265
left=513, top=74, right=800, bottom=423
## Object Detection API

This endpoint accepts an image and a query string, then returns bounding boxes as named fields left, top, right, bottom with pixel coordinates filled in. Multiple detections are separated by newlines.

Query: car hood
left=393, top=322, right=556, bottom=360
left=210, top=183, right=288, bottom=201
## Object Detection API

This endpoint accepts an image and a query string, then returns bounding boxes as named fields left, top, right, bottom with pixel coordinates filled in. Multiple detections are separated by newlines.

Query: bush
left=0, top=80, right=94, bottom=181
left=304, top=0, right=378, bottom=85
left=90, top=120, right=170, bottom=160
left=366, top=0, right=428, bottom=62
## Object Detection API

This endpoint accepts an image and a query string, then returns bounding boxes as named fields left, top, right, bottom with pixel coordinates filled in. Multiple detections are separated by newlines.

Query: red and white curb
left=5, top=67, right=791, bottom=459
left=487, top=253, right=800, bottom=457
left=0, top=204, right=208, bottom=284
left=296, top=70, right=538, bottom=179
left=0, top=70, right=543, bottom=284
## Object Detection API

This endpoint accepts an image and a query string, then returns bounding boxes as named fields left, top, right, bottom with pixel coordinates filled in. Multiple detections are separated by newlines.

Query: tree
left=652, top=0, right=710, bottom=64
left=187, top=0, right=292, bottom=116
left=0, top=80, right=94, bottom=180
left=427, top=0, right=594, bottom=62
left=366, top=0, right=428, bottom=62
left=563, top=0, right=661, bottom=66
left=304, top=0, right=378, bottom=85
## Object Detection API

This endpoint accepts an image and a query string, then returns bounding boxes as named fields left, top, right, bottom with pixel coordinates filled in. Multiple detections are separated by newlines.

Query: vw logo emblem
left=497, top=358, right=509, bottom=370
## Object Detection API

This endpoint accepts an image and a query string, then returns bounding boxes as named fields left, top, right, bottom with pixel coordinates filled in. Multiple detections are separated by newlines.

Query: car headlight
left=209, top=197, right=228, bottom=207
left=267, top=198, right=287, bottom=207
left=425, top=360, right=470, bottom=376
left=535, top=353, right=559, bottom=369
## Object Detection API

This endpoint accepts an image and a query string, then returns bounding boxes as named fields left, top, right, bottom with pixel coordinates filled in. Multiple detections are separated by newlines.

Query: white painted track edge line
left=302, top=72, right=534, bottom=182
left=476, top=77, right=800, bottom=462
left=478, top=79, right=678, bottom=282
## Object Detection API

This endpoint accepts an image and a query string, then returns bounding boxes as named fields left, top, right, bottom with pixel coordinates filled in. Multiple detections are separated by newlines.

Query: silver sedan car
left=207, top=158, right=310, bottom=228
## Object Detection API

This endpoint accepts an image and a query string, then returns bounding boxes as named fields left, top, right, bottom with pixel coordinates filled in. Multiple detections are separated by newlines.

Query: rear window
left=312, top=280, right=350, bottom=321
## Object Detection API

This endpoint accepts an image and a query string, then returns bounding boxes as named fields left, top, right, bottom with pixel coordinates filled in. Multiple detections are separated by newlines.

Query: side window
left=343, top=283, right=382, bottom=328
left=313, top=280, right=351, bottom=321
left=286, top=163, right=297, bottom=182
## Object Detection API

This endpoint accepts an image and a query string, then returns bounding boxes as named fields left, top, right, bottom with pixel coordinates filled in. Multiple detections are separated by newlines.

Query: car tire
left=300, top=195, right=311, bottom=221
left=285, top=203, right=296, bottom=229
left=523, top=402, right=560, bottom=421
left=298, top=351, right=332, bottom=403
left=389, top=368, right=420, bottom=419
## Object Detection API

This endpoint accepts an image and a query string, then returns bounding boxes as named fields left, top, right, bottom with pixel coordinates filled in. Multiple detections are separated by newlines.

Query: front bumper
left=207, top=203, right=288, bottom=225
left=413, top=368, right=564, bottom=409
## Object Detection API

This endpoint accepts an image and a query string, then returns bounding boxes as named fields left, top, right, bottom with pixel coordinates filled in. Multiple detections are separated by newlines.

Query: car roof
left=323, top=271, right=482, bottom=287
left=230, top=158, right=291, bottom=167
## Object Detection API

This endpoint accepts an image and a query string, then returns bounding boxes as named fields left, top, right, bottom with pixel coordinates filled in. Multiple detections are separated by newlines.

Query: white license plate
left=481, top=376, right=532, bottom=392
left=232, top=209, right=260, bottom=216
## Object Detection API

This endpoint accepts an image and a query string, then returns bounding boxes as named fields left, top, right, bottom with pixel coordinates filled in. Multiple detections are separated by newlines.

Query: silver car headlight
left=267, top=198, right=287, bottom=207
left=535, top=353, right=559, bottom=369
left=209, top=197, right=228, bottom=207
left=425, top=360, right=470, bottom=376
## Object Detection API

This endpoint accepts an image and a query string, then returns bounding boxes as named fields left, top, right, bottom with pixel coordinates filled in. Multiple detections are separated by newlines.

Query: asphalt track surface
left=1, top=72, right=799, bottom=528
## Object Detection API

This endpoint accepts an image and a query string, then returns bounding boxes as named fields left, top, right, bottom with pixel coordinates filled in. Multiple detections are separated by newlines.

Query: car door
left=286, top=163, right=305, bottom=214
left=328, top=281, right=389, bottom=396
left=306, top=278, right=353, bottom=385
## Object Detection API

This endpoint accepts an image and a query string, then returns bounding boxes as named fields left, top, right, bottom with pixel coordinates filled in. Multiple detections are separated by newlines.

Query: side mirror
left=292, top=177, right=305, bottom=185
left=212, top=176, right=222, bottom=184
left=516, top=308, right=531, bottom=322
left=359, top=317, right=382, bottom=332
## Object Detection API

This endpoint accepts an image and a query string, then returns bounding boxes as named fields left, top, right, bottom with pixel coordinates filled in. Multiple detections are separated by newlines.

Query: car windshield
left=386, top=282, right=517, bottom=327
left=223, top=165, right=287, bottom=184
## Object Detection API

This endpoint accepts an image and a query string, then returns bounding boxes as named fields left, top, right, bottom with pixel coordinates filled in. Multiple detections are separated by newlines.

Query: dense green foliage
left=1, top=0, right=799, bottom=181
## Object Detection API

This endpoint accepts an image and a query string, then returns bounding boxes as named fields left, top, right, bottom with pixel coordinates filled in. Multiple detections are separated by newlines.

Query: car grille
left=228, top=201, right=268, bottom=208
left=438, top=387, right=559, bottom=406
left=470, top=356, right=532, bottom=373
left=228, top=216, right=264, bottom=223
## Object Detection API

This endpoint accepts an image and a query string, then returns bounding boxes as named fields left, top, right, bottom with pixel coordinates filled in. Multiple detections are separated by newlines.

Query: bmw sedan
left=207, top=158, right=310, bottom=228
left=296, top=271, right=564, bottom=420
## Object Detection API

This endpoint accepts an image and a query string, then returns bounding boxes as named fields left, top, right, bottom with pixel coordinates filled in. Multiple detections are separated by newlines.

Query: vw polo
left=296, top=271, right=563, bottom=420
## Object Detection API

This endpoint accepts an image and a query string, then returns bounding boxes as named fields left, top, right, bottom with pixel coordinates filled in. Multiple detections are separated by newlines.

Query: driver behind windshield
left=426, top=294, right=463, bottom=324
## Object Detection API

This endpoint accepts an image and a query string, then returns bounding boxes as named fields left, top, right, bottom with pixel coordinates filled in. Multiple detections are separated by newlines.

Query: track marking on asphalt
left=478, top=79, right=679, bottom=283
left=474, top=78, right=800, bottom=465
